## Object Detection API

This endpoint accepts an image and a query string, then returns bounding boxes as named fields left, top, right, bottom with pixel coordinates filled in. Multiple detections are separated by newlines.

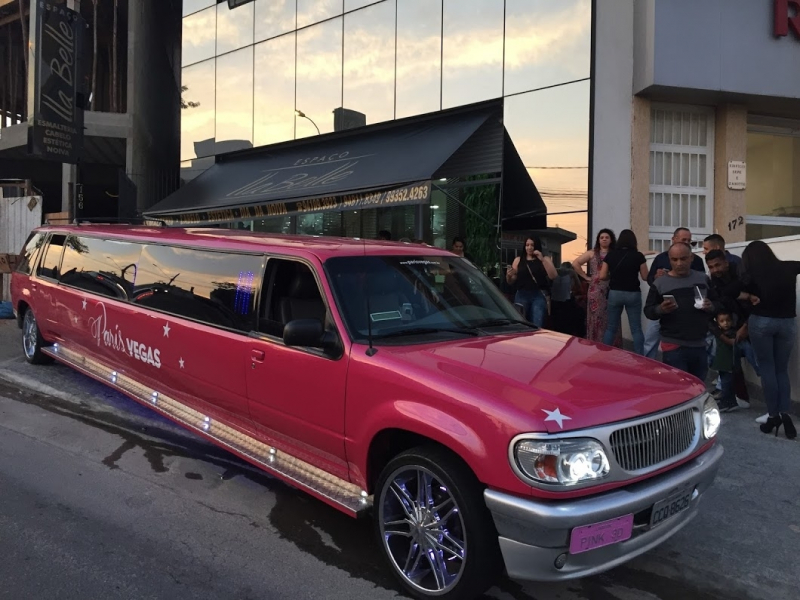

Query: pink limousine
left=11, top=225, right=723, bottom=599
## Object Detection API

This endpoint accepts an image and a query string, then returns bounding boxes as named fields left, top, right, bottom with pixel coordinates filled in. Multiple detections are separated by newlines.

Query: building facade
left=594, top=0, right=800, bottom=251
left=178, top=0, right=592, bottom=266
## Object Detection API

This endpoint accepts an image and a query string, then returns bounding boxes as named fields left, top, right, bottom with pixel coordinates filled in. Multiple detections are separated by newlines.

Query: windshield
left=325, top=255, right=530, bottom=343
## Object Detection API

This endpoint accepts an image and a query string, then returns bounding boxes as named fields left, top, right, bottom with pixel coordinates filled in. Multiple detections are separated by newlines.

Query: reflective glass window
left=134, top=245, right=264, bottom=332
left=296, top=18, right=343, bottom=138
left=181, top=59, right=216, bottom=161
left=297, top=0, right=342, bottom=29
left=182, top=7, right=217, bottom=66
left=254, top=33, right=296, bottom=146
left=60, top=237, right=143, bottom=300
left=216, top=47, right=255, bottom=150
left=345, top=0, right=379, bottom=11
left=37, top=234, right=66, bottom=280
left=396, top=0, right=441, bottom=118
left=16, top=232, right=46, bottom=275
left=441, top=0, right=503, bottom=109
left=343, top=1, right=395, bottom=127
left=181, top=158, right=215, bottom=184
left=255, top=0, right=296, bottom=42
left=217, top=0, right=255, bottom=55
left=504, top=0, right=591, bottom=96
left=184, top=0, right=215, bottom=17
left=503, top=81, right=590, bottom=262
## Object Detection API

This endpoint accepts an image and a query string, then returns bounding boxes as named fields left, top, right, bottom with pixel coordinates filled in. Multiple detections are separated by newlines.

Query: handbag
left=525, top=260, right=551, bottom=315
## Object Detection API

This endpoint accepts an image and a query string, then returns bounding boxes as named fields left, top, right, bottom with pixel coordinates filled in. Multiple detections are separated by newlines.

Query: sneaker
left=755, top=413, right=769, bottom=424
left=736, top=397, right=751, bottom=409
left=719, top=401, right=740, bottom=413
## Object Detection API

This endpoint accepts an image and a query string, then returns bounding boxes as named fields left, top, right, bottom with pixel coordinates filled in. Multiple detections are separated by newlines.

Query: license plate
left=650, top=487, right=694, bottom=528
left=569, top=514, right=634, bottom=555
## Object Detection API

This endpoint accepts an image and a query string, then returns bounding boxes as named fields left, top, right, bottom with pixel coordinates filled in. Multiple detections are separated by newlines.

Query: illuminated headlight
left=514, top=438, right=610, bottom=486
left=703, top=396, right=721, bottom=439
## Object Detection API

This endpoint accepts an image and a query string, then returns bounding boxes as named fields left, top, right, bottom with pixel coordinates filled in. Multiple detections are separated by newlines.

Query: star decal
left=179, top=357, right=185, bottom=369
left=163, top=323, right=171, bottom=337
left=542, top=407, right=572, bottom=429
left=73, top=315, right=79, bottom=324
left=81, top=298, right=87, bottom=310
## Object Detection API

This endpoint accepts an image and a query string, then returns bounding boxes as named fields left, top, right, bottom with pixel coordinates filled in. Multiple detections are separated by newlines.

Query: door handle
left=251, top=349, right=265, bottom=363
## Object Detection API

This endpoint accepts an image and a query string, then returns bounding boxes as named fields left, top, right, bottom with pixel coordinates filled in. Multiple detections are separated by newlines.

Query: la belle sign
left=775, top=0, right=800, bottom=39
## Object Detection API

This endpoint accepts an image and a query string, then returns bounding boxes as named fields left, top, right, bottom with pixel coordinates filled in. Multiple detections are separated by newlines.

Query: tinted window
left=258, top=259, right=327, bottom=337
left=37, top=234, right=66, bottom=280
left=133, top=245, right=264, bottom=331
left=60, top=236, right=143, bottom=300
left=16, top=232, right=46, bottom=275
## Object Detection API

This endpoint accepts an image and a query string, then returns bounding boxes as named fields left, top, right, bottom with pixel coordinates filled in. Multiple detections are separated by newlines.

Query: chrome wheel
left=22, top=310, right=37, bottom=360
left=379, top=466, right=466, bottom=595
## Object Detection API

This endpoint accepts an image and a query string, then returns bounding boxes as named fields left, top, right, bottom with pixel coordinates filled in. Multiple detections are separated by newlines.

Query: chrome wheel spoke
left=389, top=482, right=415, bottom=519
left=431, top=532, right=465, bottom=560
left=383, top=518, right=412, bottom=537
left=422, top=545, right=451, bottom=590
left=402, top=541, right=423, bottom=575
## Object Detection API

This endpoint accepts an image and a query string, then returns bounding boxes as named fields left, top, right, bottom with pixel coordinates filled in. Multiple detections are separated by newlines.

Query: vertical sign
left=28, top=1, right=84, bottom=164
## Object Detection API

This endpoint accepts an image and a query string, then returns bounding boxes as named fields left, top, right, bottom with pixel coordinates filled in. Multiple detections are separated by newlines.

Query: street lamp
left=295, top=109, right=320, bottom=135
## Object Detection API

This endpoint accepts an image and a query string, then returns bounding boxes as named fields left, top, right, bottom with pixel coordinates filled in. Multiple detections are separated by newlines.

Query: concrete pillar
left=713, top=105, right=748, bottom=243
left=630, top=97, right=651, bottom=248
left=62, top=164, right=76, bottom=218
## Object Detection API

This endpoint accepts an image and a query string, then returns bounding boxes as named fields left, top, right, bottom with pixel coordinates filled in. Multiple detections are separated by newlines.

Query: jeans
left=644, top=319, right=661, bottom=359
left=515, top=289, right=547, bottom=328
left=662, top=345, right=709, bottom=382
left=604, top=290, right=644, bottom=354
left=719, top=371, right=734, bottom=405
left=748, top=315, right=797, bottom=415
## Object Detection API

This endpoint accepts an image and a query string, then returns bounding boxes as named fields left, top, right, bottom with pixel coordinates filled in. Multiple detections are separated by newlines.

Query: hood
left=383, top=330, right=705, bottom=433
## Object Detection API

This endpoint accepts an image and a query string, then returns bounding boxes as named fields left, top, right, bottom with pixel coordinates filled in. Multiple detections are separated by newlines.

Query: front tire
left=22, top=308, right=53, bottom=365
left=374, top=446, right=502, bottom=599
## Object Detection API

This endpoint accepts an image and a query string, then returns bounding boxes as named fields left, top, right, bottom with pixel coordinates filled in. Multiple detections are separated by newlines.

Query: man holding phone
left=643, top=227, right=706, bottom=358
left=644, top=242, right=714, bottom=380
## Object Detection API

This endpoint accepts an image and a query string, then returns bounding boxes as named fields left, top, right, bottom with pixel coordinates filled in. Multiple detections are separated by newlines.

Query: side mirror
left=283, top=319, right=341, bottom=356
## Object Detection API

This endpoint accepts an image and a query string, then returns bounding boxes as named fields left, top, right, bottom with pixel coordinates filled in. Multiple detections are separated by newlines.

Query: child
left=711, top=309, right=738, bottom=412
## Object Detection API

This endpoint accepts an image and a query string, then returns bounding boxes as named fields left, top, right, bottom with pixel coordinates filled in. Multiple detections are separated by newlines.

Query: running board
left=42, top=344, right=372, bottom=516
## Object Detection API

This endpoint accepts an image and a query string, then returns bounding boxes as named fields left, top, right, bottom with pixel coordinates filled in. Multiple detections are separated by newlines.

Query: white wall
left=591, top=0, right=635, bottom=240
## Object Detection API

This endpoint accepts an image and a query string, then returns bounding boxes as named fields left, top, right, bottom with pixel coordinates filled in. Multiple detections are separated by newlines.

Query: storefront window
left=504, top=81, right=590, bottom=262
left=343, top=1, right=396, bottom=126
left=181, top=59, right=216, bottom=161
left=746, top=127, right=800, bottom=240
left=345, top=0, right=380, bottom=11
left=255, top=0, right=296, bottom=42
left=251, top=216, right=293, bottom=234
left=182, top=7, right=216, bottom=66
left=216, top=47, right=254, bottom=149
left=217, top=0, right=255, bottom=55
left=254, top=33, right=296, bottom=146
left=296, top=18, right=343, bottom=137
left=184, top=0, right=215, bottom=18
left=297, top=0, right=343, bottom=29
left=441, top=0, right=503, bottom=109
left=504, top=0, right=591, bottom=96
left=396, top=0, right=441, bottom=118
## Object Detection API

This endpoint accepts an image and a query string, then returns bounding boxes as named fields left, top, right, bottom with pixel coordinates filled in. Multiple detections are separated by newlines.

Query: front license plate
left=569, top=514, right=634, bottom=555
left=650, top=487, right=694, bottom=528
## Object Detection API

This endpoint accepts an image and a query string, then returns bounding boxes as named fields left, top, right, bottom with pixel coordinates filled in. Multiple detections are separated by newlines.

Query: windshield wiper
left=470, top=318, right=538, bottom=329
left=373, top=326, right=480, bottom=339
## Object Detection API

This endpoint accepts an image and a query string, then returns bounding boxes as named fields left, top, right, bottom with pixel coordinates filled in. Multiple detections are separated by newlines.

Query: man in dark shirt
left=703, top=234, right=742, bottom=269
left=643, top=227, right=706, bottom=358
left=644, top=243, right=715, bottom=380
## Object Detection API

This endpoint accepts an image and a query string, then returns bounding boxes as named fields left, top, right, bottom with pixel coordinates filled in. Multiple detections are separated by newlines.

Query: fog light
left=554, top=553, right=568, bottom=569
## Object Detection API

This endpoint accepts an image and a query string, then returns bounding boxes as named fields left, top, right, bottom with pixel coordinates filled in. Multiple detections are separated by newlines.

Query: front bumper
left=484, top=442, right=723, bottom=582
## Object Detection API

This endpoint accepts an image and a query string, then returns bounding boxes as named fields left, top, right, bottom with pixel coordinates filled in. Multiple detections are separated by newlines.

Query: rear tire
left=374, top=446, right=502, bottom=600
left=22, top=308, right=53, bottom=365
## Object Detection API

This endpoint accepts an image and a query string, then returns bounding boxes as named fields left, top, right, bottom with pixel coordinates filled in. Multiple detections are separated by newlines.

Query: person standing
left=740, top=241, right=800, bottom=439
left=506, top=235, right=558, bottom=327
left=598, top=229, right=648, bottom=354
left=644, top=243, right=715, bottom=380
left=572, top=229, right=620, bottom=345
left=643, top=227, right=706, bottom=358
left=702, top=234, right=742, bottom=268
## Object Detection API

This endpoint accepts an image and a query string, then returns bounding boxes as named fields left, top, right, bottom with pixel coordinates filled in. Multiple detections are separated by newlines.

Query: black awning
left=501, top=130, right=547, bottom=230
left=145, top=103, right=503, bottom=226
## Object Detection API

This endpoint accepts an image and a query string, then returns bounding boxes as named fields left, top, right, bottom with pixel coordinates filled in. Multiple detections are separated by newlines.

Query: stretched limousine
left=11, top=225, right=723, bottom=599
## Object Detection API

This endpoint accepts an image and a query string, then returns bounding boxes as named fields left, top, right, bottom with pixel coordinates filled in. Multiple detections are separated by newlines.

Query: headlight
left=514, top=438, right=610, bottom=486
left=703, top=396, right=721, bottom=439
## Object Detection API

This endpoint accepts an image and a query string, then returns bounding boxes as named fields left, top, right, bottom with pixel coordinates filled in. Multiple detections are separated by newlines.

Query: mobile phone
left=663, top=294, right=676, bottom=302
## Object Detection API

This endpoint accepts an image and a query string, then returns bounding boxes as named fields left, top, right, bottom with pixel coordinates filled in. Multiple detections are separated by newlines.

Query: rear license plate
left=650, top=487, right=694, bottom=528
left=569, top=514, right=634, bottom=555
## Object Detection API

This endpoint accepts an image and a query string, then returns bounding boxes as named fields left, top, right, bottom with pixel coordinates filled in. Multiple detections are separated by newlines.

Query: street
left=0, top=320, right=798, bottom=600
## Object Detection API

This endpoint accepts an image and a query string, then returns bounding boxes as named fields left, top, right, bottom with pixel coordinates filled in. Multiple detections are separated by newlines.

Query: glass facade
left=180, top=0, right=592, bottom=261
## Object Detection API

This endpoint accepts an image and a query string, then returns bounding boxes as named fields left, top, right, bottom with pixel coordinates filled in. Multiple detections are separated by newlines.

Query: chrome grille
left=610, top=408, right=696, bottom=471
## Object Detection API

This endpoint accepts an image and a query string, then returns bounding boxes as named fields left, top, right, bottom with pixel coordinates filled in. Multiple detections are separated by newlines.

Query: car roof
left=35, top=224, right=455, bottom=261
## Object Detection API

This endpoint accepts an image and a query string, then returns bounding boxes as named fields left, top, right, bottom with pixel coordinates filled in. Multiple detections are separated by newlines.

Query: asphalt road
left=0, top=319, right=798, bottom=599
